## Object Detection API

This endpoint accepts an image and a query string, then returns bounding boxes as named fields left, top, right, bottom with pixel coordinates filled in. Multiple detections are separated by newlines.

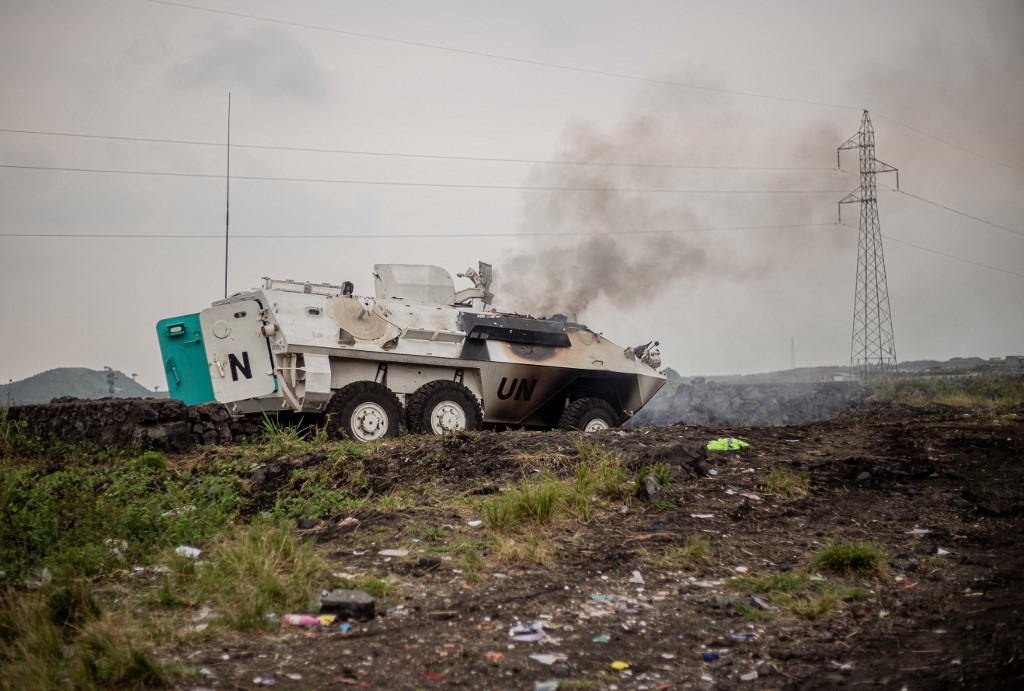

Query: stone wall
left=7, top=398, right=259, bottom=453
left=628, top=381, right=871, bottom=428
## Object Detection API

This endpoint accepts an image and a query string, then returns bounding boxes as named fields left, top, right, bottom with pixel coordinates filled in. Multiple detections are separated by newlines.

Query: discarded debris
left=610, top=661, right=630, bottom=671
left=379, top=548, right=409, bottom=557
left=707, top=437, right=750, bottom=451
left=639, top=474, right=663, bottom=503
left=509, top=623, right=546, bottom=642
left=529, top=653, right=567, bottom=665
left=629, top=570, right=645, bottom=584
left=174, top=545, right=201, bottom=559
left=320, top=589, right=376, bottom=621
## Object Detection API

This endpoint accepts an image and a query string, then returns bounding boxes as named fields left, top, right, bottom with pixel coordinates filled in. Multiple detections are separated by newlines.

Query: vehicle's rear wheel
left=327, top=381, right=402, bottom=441
left=406, top=381, right=483, bottom=434
left=558, top=397, right=619, bottom=432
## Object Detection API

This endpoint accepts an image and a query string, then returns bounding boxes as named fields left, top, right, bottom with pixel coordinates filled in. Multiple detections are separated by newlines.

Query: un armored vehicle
left=157, top=263, right=666, bottom=441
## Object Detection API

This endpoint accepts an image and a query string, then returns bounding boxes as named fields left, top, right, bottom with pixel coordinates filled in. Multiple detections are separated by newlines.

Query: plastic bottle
left=283, top=614, right=322, bottom=626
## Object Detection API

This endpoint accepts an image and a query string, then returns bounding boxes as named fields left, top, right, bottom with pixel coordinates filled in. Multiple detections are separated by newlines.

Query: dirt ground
left=167, top=403, right=1023, bottom=690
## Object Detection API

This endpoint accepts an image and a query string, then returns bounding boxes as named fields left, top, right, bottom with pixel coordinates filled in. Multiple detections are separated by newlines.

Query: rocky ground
left=141, top=402, right=1024, bottom=690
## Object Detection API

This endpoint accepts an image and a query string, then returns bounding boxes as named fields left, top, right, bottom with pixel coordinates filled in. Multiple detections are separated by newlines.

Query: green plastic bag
left=707, top=437, right=750, bottom=451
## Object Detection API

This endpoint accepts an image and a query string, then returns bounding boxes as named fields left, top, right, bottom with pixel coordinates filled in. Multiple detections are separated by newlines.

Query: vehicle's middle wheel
left=558, top=397, right=619, bottom=432
left=326, top=381, right=402, bottom=441
left=406, top=380, right=483, bottom=434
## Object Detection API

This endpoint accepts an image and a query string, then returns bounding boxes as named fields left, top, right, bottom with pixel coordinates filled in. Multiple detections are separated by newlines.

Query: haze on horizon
left=1, top=0, right=1021, bottom=392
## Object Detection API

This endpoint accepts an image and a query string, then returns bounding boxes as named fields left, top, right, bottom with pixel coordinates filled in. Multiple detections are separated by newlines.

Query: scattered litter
left=509, top=623, right=546, bottom=642
left=707, top=469, right=719, bottom=476
left=286, top=674, right=302, bottom=681
left=707, top=437, right=750, bottom=451
left=735, top=566, right=749, bottom=574
left=740, top=493, right=763, bottom=502
left=339, top=623, right=353, bottom=633
left=906, top=528, right=931, bottom=536
left=730, top=633, right=757, bottom=641
left=661, top=652, right=676, bottom=660
left=690, top=513, right=715, bottom=519
left=590, top=593, right=615, bottom=601
left=651, top=523, right=660, bottom=531
left=282, top=614, right=333, bottom=626
left=702, top=652, right=720, bottom=661
left=750, top=596, right=774, bottom=611
left=379, top=549, right=409, bottom=557
left=252, top=677, right=276, bottom=686
left=629, top=570, right=645, bottom=584
left=592, top=633, right=610, bottom=643
left=199, top=667, right=214, bottom=677
left=467, top=520, right=482, bottom=527
left=739, top=670, right=758, bottom=681
left=484, top=651, right=504, bottom=661
left=338, top=516, right=359, bottom=528
left=423, top=672, right=444, bottom=681
left=691, top=579, right=724, bottom=588
left=535, top=681, right=559, bottom=691
left=830, top=661, right=854, bottom=672
left=529, top=653, right=567, bottom=665
left=174, top=545, right=201, bottom=559
left=320, top=589, right=376, bottom=621
left=951, top=659, right=962, bottom=666
left=937, top=547, right=950, bottom=556
left=610, top=661, right=630, bottom=671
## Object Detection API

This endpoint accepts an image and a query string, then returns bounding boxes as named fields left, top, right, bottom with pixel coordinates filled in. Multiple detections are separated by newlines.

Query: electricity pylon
left=838, top=110, right=899, bottom=381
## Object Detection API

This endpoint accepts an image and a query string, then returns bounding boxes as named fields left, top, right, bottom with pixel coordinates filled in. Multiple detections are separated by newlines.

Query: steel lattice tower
left=838, top=111, right=899, bottom=380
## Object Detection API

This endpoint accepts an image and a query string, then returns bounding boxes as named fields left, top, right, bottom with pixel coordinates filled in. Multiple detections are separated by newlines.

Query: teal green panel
left=156, top=313, right=216, bottom=405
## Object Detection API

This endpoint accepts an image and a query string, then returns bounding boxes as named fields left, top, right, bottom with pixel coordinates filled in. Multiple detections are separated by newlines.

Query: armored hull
left=157, top=263, right=665, bottom=440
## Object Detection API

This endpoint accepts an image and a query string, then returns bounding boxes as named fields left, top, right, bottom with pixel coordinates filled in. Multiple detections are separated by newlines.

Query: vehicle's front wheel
left=558, top=397, right=619, bottom=432
left=327, top=381, right=402, bottom=441
left=406, top=381, right=483, bottom=434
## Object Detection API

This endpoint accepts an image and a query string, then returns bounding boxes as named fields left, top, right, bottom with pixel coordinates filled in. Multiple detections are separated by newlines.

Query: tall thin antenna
left=224, top=93, right=231, bottom=299
left=790, top=336, right=795, bottom=370
left=838, top=110, right=899, bottom=381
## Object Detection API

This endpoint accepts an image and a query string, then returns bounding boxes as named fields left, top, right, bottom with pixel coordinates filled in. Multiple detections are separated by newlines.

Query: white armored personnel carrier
left=156, top=263, right=665, bottom=441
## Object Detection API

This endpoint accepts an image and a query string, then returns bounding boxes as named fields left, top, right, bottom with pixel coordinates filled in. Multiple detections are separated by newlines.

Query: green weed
left=191, top=522, right=328, bottom=630
left=764, top=466, right=811, bottom=498
left=812, top=540, right=887, bottom=576
left=655, top=535, right=710, bottom=570
left=0, top=584, right=176, bottom=690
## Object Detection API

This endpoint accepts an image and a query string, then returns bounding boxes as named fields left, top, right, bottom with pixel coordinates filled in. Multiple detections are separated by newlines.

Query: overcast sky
left=1, top=0, right=1022, bottom=391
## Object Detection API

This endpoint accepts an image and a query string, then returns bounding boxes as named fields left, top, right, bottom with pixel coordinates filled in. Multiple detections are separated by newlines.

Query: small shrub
left=812, top=540, right=887, bottom=575
left=492, top=532, right=554, bottom=567
left=657, top=535, right=710, bottom=570
left=191, top=522, right=327, bottom=630
left=764, top=466, right=810, bottom=498
left=129, top=451, right=167, bottom=474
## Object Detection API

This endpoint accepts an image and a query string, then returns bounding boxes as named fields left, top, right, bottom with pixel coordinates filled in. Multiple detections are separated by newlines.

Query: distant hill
left=1, top=368, right=165, bottom=405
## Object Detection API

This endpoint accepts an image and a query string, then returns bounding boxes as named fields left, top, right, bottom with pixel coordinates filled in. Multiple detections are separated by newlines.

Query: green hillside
left=1, top=368, right=163, bottom=405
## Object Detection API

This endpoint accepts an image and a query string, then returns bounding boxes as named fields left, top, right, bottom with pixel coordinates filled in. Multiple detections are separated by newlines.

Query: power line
left=144, top=1, right=1019, bottom=175
left=0, top=128, right=839, bottom=172
left=145, top=0, right=858, bottom=113
left=0, top=222, right=832, bottom=239
left=873, top=114, right=1024, bottom=177
left=0, top=163, right=847, bottom=194
left=838, top=223, right=1024, bottom=280
left=898, top=189, right=1024, bottom=239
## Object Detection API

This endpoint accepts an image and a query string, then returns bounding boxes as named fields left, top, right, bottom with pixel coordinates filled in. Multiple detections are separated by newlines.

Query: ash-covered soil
left=172, top=404, right=1023, bottom=690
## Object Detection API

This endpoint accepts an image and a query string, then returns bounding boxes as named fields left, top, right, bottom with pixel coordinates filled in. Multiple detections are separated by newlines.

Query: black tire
left=558, top=397, right=619, bottom=432
left=406, top=381, right=483, bottom=435
left=326, top=381, right=402, bottom=441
